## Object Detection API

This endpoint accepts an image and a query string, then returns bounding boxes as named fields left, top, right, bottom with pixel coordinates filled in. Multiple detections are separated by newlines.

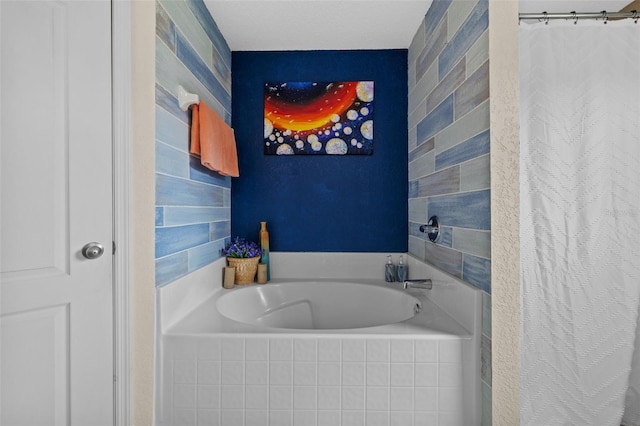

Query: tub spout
left=403, top=279, right=432, bottom=290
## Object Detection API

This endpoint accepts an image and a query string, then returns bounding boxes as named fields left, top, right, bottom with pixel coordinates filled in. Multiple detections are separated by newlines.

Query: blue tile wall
left=155, top=224, right=210, bottom=258
left=155, top=251, right=189, bottom=287
left=438, top=0, right=489, bottom=79
left=231, top=50, right=408, bottom=252
left=435, top=129, right=490, bottom=170
left=184, top=0, right=231, bottom=60
left=427, top=189, right=490, bottom=230
left=424, top=0, right=453, bottom=41
left=463, top=253, right=492, bottom=293
left=439, top=226, right=453, bottom=247
left=408, top=0, right=491, bottom=423
left=175, top=32, right=231, bottom=107
left=155, top=0, right=232, bottom=286
left=416, top=94, right=454, bottom=144
left=156, top=174, right=226, bottom=207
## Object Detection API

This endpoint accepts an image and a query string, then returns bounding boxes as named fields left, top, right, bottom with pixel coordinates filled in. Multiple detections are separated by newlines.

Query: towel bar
left=177, top=85, right=199, bottom=111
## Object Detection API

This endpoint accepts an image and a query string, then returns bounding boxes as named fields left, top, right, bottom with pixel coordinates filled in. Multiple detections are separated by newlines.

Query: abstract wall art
left=264, top=81, right=374, bottom=155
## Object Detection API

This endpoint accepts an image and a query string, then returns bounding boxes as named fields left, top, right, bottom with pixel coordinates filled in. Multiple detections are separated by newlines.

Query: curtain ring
left=571, top=11, right=578, bottom=25
left=601, top=10, right=608, bottom=24
left=633, top=10, right=639, bottom=24
left=543, top=11, right=549, bottom=25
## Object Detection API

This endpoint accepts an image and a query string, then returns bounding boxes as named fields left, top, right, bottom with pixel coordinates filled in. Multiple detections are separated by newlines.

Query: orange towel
left=190, top=102, right=239, bottom=177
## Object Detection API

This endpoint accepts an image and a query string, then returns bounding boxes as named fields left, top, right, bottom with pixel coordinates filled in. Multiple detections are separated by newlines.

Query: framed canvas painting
left=264, top=81, right=374, bottom=155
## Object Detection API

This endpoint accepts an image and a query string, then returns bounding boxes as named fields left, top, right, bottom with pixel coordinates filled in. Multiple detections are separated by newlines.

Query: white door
left=1, top=1, right=114, bottom=425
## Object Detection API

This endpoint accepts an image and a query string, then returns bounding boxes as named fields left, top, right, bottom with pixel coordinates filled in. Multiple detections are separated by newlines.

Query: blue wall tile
left=155, top=223, right=210, bottom=258
left=156, top=207, right=164, bottom=226
left=185, top=0, right=231, bottom=60
left=408, top=180, right=419, bottom=198
left=454, top=60, right=489, bottom=119
left=427, top=189, right=490, bottom=230
left=435, top=129, right=490, bottom=170
left=424, top=242, right=462, bottom=278
left=417, top=95, right=454, bottom=144
left=151, top=0, right=231, bottom=286
left=156, top=140, right=190, bottom=178
left=417, top=165, right=460, bottom=197
left=463, top=254, right=491, bottom=293
left=188, top=240, right=226, bottom=271
left=156, top=105, right=189, bottom=151
left=155, top=83, right=189, bottom=124
left=424, top=0, right=453, bottom=41
left=156, top=251, right=189, bottom=287
left=175, top=31, right=231, bottom=108
left=409, top=137, right=434, bottom=162
left=210, top=220, right=230, bottom=241
left=416, top=18, right=447, bottom=82
left=156, top=174, right=225, bottom=207
left=425, top=56, right=465, bottom=115
left=409, top=221, right=428, bottom=240
left=163, top=206, right=230, bottom=226
left=232, top=50, right=408, bottom=252
left=156, top=2, right=176, bottom=52
left=189, top=156, right=232, bottom=188
left=438, top=0, right=488, bottom=79
left=439, top=226, right=453, bottom=247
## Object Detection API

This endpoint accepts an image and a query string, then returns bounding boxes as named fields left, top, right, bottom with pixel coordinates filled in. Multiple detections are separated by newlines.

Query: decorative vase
left=259, top=221, right=270, bottom=281
left=226, top=256, right=260, bottom=285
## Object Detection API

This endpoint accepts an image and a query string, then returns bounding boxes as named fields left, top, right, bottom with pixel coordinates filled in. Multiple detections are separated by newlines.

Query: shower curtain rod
left=519, top=10, right=639, bottom=22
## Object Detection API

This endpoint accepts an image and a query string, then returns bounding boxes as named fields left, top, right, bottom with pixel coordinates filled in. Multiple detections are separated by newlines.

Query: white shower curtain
left=520, top=20, right=640, bottom=426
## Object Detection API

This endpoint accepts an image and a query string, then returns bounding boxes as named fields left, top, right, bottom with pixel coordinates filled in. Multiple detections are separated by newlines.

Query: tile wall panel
left=416, top=18, right=448, bottom=82
left=435, top=129, right=490, bottom=170
left=407, top=0, right=491, bottom=423
left=188, top=241, right=227, bottom=271
left=175, top=33, right=230, bottom=107
left=160, top=336, right=470, bottom=426
left=424, top=58, right=465, bottom=115
left=416, top=95, right=454, bottom=144
left=155, top=0, right=232, bottom=286
left=155, top=223, right=210, bottom=258
left=454, top=60, right=490, bottom=119
left=437, top=0, right=489, bottom=79
left=156, top=174, right=227, bottom=207
left=460, top=154, right=490, bottom=192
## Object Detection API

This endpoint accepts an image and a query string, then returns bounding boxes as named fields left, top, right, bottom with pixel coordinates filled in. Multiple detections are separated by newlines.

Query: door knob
left=82, top=242, right=104, bottom=259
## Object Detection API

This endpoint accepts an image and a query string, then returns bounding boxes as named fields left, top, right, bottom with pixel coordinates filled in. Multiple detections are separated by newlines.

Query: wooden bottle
left=259, top=221, right=270, bottom=281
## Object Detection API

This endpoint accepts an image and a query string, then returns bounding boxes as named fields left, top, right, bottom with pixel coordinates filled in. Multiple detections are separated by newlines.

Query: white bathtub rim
left=165, top=278, right=472, bottom=337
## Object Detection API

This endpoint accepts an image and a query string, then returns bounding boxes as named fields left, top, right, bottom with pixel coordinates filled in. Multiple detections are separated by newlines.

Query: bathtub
left=157, top=253, right=481, bottom=426
left=216, top=281, right=421, bottom=330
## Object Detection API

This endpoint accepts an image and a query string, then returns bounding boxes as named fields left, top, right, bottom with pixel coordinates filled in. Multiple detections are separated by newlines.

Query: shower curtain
left=520, top=20, right=640, bottom=426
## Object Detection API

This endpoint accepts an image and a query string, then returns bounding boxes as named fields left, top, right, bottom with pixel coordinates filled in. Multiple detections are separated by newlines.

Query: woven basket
left=226, top=256, right=260, bottom=285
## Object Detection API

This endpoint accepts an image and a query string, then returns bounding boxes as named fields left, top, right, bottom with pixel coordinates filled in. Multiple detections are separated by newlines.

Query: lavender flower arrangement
left=222, top=237, right=262, bottom=258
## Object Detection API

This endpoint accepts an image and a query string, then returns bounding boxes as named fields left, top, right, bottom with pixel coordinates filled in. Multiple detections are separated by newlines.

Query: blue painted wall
left=154, top=0, right=232, bottom=286
left=231, top=50, right=408, bottom=252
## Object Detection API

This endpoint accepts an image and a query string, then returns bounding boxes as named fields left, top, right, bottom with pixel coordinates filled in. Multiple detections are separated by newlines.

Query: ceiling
left=203, top=1, right=433, bottom=51
left=203, top=0, right=632, bottom=51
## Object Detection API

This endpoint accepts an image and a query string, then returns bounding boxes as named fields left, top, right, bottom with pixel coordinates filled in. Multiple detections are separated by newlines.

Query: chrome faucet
left=403, top=279, right=432, bottom=290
